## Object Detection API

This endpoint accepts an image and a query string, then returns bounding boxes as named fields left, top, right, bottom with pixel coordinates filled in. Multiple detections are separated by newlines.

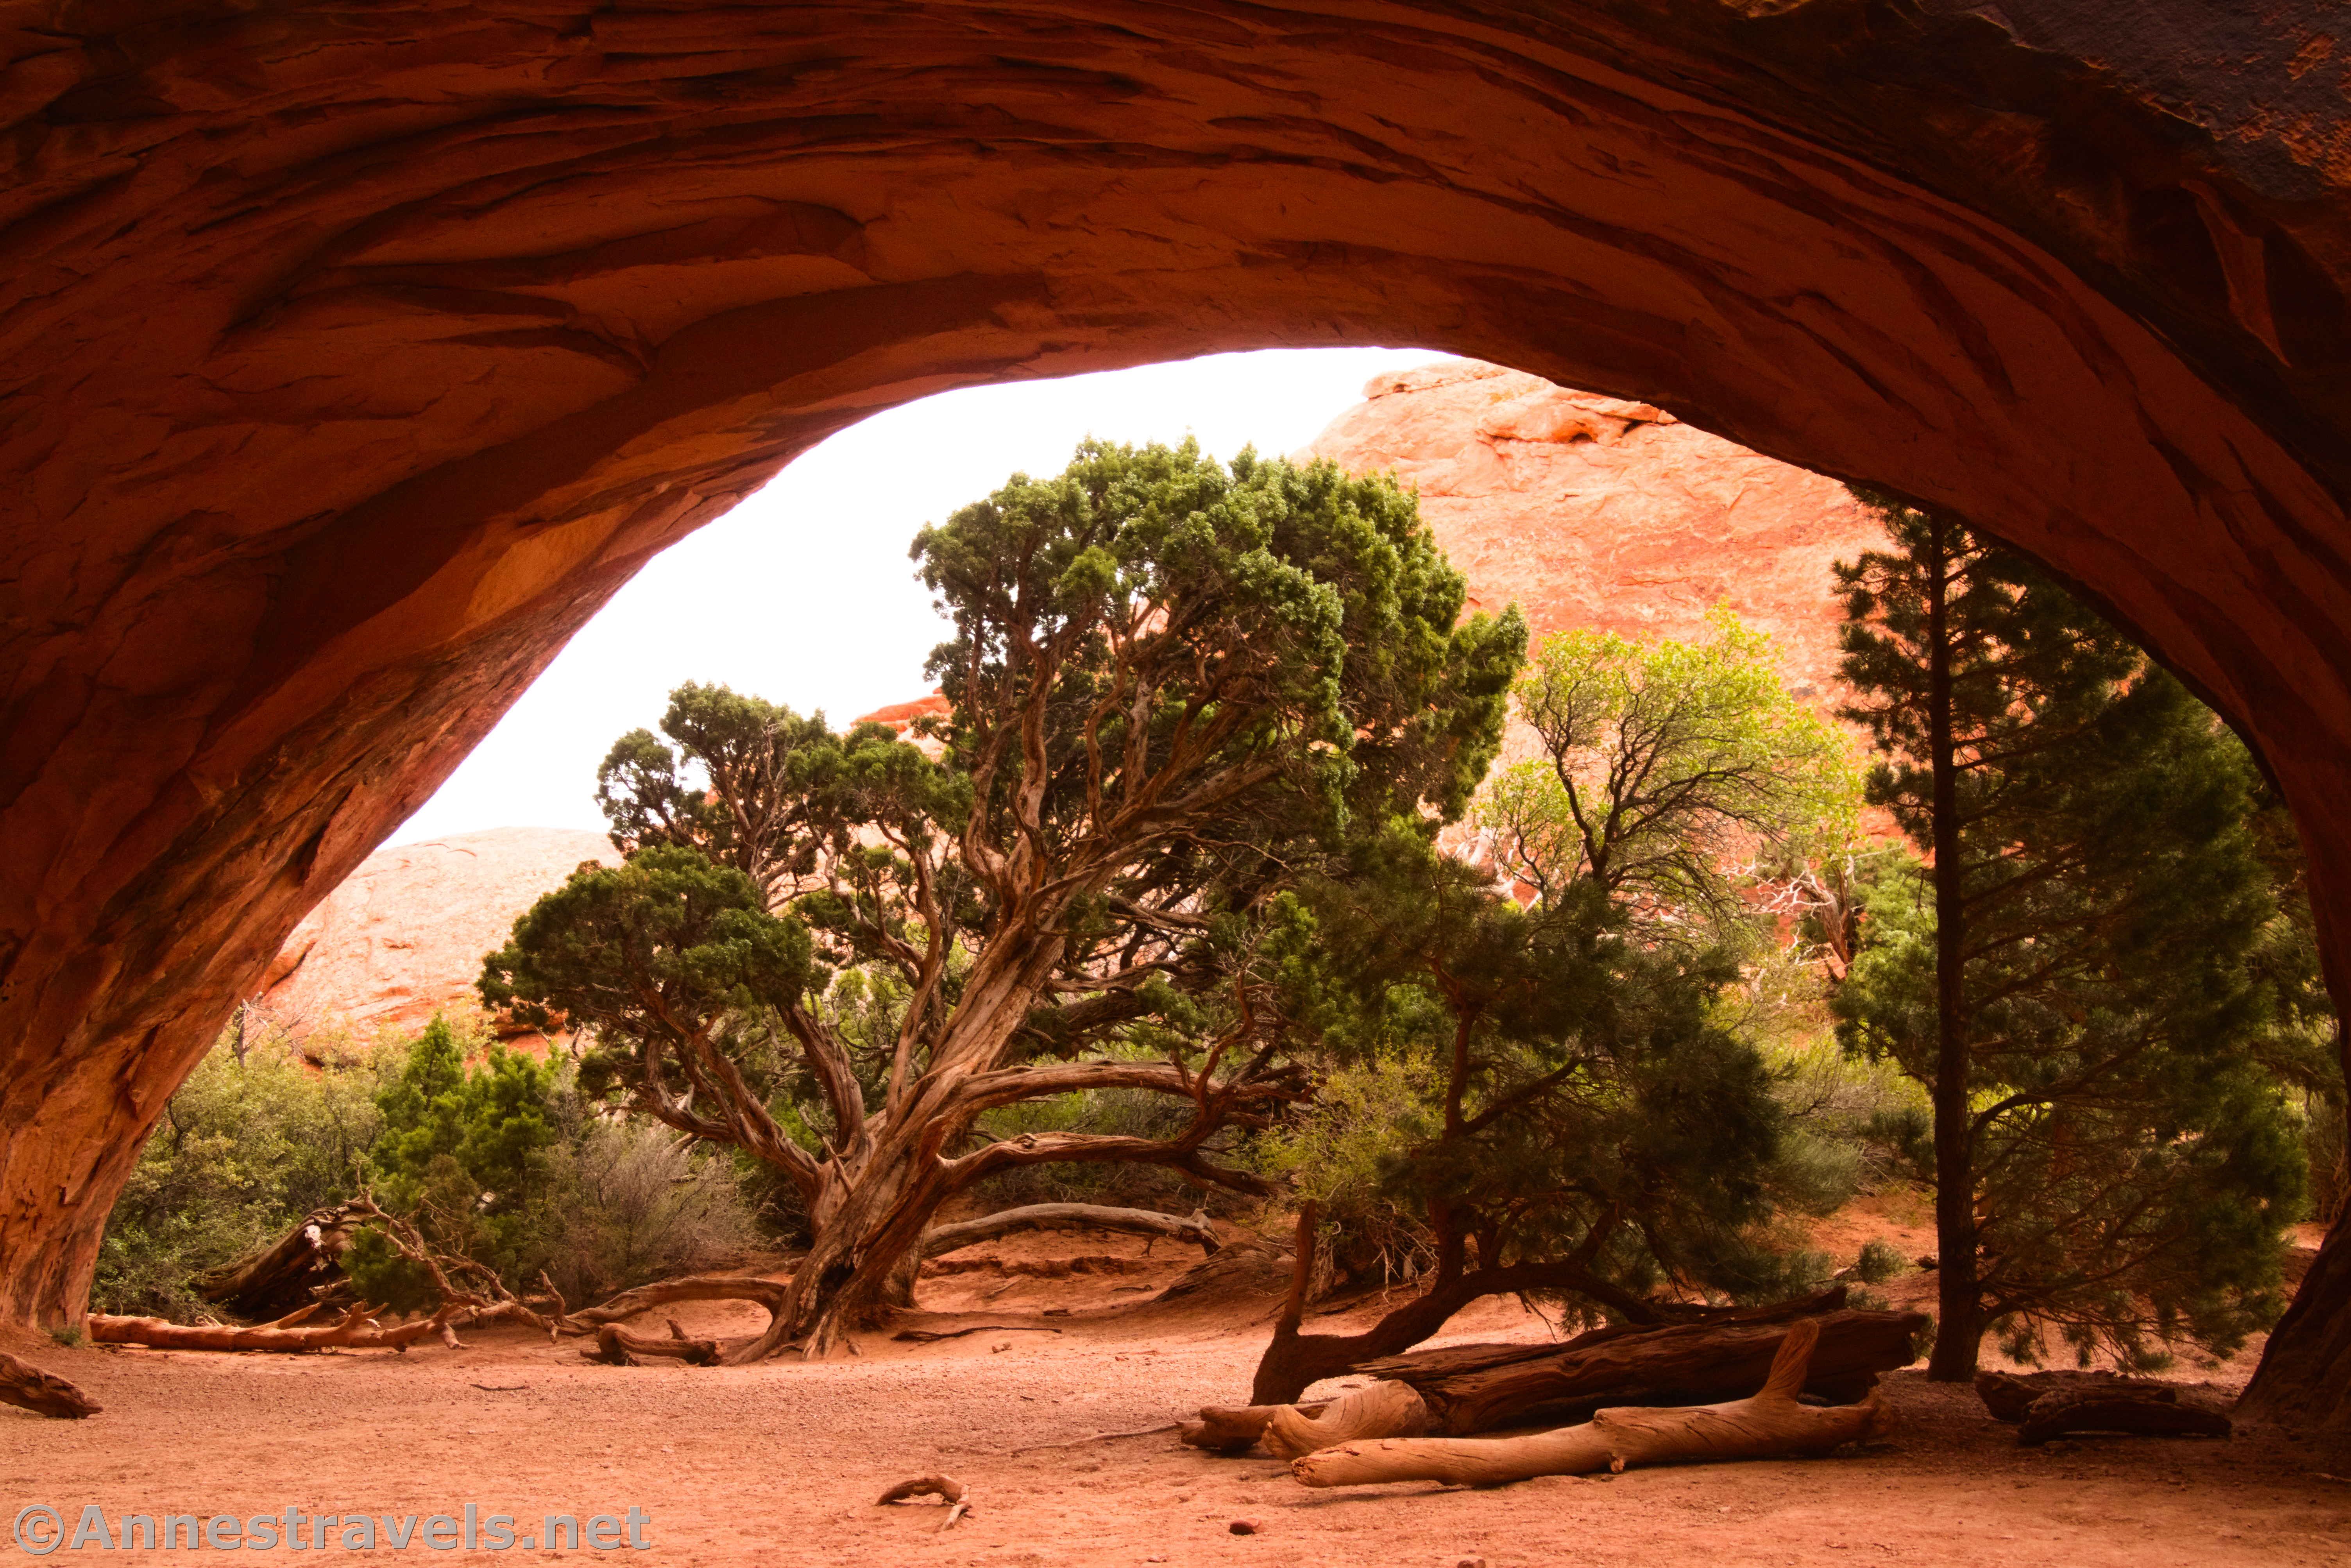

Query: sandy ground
left=7, top=1229, right=2351, bottom=1568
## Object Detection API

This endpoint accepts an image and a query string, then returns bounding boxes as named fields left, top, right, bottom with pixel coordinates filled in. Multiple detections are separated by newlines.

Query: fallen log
left=1180, top=1400, right=1332, bottom=1453
left=195, top=1202, right=368, bottom=1319
left=1974, top=1369, right=2177, bottom=1423
left=921, top=1205, right=1219, bottom=1259
left=0, top=1351, right=100, bottom=1418
left=2017, top=1391, right=2230, bottom=1446
left=1354, top=1308, right=1927, bottom=1435
left=580, top=1321, right=721, bottom=1367
left=1263, top=1380, right=1430, bottom=1461
left=85, top=1299, right=542, bottom=1353
left=1291, top=1317, right=1884, bottom=1487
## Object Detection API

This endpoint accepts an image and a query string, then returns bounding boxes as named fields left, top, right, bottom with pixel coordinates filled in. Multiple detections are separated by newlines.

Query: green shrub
left=1855, top=1237, right=1906, bottom=1284
left=92, top=1029, right=391, bottom=1318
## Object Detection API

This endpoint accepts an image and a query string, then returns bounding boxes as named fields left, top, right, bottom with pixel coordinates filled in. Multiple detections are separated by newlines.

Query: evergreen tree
left=483, top=440, right=1524, bottom=1357
left=345, top=1015, right=562, bottom=1311
left=1832, top=492, right=2304, bottom=1375
left=1249, top=823, right=1796, bottom=1400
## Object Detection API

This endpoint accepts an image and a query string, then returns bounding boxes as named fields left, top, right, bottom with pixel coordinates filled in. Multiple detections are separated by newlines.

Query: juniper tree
left=1249, top=823, right=1794, bottom=1401
left=482, top=440, right=1524, bottom=1357
left=1832, top=491, right=2305, bottom=1376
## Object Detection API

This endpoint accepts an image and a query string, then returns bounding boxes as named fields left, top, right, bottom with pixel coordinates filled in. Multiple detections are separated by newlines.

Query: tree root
left=921, top=1204, right=1219, bottom=1258
left=1289, top=1318, right=1885, bottom=1487
left=876, top=1475, right=973, bottom=1530
left=1007, top=1423, right=1183, bottom=1456
left=892, top=1324, right=1066, bottom=1344
left=0, top=1351, right=100, bottom=1418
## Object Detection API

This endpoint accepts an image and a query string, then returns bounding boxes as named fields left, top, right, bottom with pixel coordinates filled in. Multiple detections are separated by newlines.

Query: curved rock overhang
left=5, top=0, right=2351, bottom=1413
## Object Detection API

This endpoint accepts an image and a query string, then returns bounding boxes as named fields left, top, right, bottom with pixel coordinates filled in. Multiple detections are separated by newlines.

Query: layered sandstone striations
left=258, top=829, right=616, bottom=1041
left=4, top=0, right=2351, bottom=1425
left=1307, top=362, right=1885, bottom=702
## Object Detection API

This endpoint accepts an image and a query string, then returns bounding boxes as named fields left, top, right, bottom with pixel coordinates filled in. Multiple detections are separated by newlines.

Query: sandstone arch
left=7, top=1, right=2351, bottom=1422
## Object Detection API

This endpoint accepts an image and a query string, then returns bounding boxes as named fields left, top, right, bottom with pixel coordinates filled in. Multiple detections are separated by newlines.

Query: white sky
left=391, top=346, right=1452, bottom=846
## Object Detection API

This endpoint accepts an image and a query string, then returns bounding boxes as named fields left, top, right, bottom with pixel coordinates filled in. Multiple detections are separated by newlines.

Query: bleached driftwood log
left=1262, top=1380, right=1431, bottom=1460
left=1290, top=1318, right=1884, bottom=1487
left=0, top=1351, right=100, bottom=1418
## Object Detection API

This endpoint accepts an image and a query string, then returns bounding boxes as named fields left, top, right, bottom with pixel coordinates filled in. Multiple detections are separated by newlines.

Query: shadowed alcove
left=7, top=1, right=2351, bottom=1423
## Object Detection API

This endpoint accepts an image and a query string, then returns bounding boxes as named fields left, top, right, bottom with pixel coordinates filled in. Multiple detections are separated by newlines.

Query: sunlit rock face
left=4, top=0, right=2351, bottom=1424
left=257, top=828, right=617, bottom=1044
left=1306, top=361, right=1887, bottom=704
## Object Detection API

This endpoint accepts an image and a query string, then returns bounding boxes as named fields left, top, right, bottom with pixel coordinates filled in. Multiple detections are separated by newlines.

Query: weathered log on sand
left=1291, top=1318, right=1884, bottom=1488
left=1355, top=1308, right=1927, bottom=1435
left=1263, top=1381, right=1430, bottom=1461
left=86, top=1300, right=538, bottom=1353
left=2017, top=1391, right=2231, bottom=1446
left=1180, top=1400, right=1332, bottom=1453
left=921, top=1205, right=1219, bottom=1259
left=1974, top=1369, right=2177, bottom=1424
left=876, top=1474, right=973, bottom=1530
left=580, top=1321, right=721, bottom=1367
left=564, top=1273, right=789, bottom=1330
left=0, top=1351, right=100, bottom=1418
left=195, top=1202, right=368, bottom=1319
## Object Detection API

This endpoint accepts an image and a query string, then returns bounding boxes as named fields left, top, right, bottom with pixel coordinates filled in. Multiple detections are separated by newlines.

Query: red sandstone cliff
left=1306, top=360, right=1886, bottom=704
left=257, top=827, right=616, bottom=1040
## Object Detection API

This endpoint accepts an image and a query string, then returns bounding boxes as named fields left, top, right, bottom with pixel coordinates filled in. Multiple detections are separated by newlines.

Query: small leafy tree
left=1833, top=492, right=2307, bottom=1375
left=483, top=441, right=1524, bottom=1357
left=1480, top=606, right=1859, bottom=933
left=1248, top=825, right=1798, bottom=1401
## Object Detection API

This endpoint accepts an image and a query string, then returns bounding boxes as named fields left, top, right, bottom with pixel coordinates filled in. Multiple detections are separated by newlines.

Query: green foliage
left=482, top=440, right=1526, bottom=1312
left=1832, top=494, right=2313, bottom=1366
left=93, top=1030, right=389, bottom=1319
left=1481, top=605, right=1861, bottom=932
left=1259, top=823, right=1818, bottom=1315
left=1855, top=1238, right=1907, bottom=1285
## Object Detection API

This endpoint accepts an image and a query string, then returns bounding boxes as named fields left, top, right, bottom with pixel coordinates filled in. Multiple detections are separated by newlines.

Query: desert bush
left=92, top=1027, right=391, bottom=1318
left=1855, top=1238, right=1906, bottom=1285
left=535, top=1118, right=759, bottom=1304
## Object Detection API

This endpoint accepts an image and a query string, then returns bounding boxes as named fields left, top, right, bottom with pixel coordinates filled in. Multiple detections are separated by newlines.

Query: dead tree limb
left=875, top=1475, right=973, bottom=1530
left=195, top=1202, right=369, bottom=1319
left=922, top=1204, right=1220, bottom=1258
left=1179, top=1401, right=1332, bottom=1453
left=892, top=1324, right=1065, bottom=1343
left=2018, top=1392, right=2231, bottom=1446
left=1263, top=1381, right=1430, bottom=1460
left=579, top=1323, right=721, bottom=1367
left=1008, top=1423, right=1183, bottom=1456
left=1290, top=1318, right=1885, bottom=1487
left=1975, top=1369, right=2178, bottom=1423
left=0, top=1352, right=100, bottom=1418
left=1354, top=1308, right=1927, bottom=1435
left=87, top=1301, right=473, bottom=1353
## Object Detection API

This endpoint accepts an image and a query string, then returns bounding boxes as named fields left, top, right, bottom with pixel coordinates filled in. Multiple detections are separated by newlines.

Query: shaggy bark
left=1351, top=1307, right=1924, bottom=1436
left=2017, top=1391, right=2231, bottom=1446
left=0, top=1351, right=99, bottom=1418
left=1289, top=1318, right=1885, bottom=1487
left=195, top=1202, right=367, bottom=1319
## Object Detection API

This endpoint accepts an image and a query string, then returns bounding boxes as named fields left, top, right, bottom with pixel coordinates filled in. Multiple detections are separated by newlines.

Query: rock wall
left=257, top=828, right=616, bottom=1042
left=5, top=0, right=2351, bottom=1423
left=1306, top=361, right=1886, bottom=704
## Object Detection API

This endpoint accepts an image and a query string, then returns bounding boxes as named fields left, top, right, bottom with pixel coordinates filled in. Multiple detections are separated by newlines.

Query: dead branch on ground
left=921, top=1204, right=1219, bottom=1258
left=892, top=1324, right=1065, bottom=1343
left=1290, top=1317, right=1885, bottom=1487
left=876, top=1475, right=973, bottom=1530
left=0, top=1351, right=100, bottom=1418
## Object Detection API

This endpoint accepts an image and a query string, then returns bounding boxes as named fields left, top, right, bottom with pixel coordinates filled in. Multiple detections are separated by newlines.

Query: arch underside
left=6, top=1, right=2351, bottom=1420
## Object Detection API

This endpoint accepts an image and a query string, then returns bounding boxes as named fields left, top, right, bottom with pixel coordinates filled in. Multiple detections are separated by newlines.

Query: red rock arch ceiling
left=7, top=2, right=2351, bottom=1420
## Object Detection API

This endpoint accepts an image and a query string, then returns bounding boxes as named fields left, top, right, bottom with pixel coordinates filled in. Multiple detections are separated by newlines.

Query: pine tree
left=1833, top=492, right=2304, bottom=1376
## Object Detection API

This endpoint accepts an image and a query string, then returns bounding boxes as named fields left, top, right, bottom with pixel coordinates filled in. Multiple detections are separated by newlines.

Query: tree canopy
left=482, top=440, right=1525, bottom=1355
